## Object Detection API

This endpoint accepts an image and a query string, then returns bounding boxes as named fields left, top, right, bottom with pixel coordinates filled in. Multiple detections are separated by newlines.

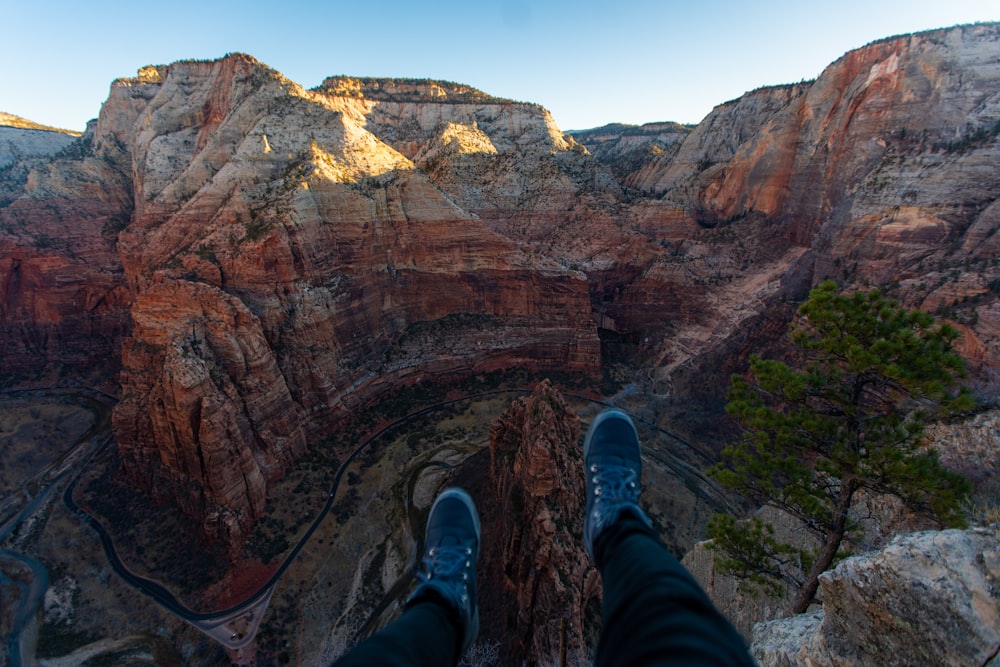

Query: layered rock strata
left=0, top=121, right=132, bottom=385
left=487, top=381, right=598, bottom=666
left=612, top=23, right=1000, bottom=398
left=2, top=23, right=1000, bottom=548
left=97, top=56, right=600, bottom=545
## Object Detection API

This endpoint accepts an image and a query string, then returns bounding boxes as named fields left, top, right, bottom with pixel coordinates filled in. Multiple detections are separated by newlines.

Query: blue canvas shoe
left=583, top=408, right=652, bottom=560
left=409, top=487, right=480, bottom=655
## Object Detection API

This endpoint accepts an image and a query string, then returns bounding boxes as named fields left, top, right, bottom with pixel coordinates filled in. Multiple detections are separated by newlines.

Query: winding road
left=6, top=386, right=734, bottom=657
left=0, top=389, right=115, bottom=667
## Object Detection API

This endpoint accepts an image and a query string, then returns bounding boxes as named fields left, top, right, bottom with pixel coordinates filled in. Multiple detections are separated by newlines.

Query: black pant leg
left=331, top=600, right=459, bottom=667
left=595, top=517, right=755, bottom=667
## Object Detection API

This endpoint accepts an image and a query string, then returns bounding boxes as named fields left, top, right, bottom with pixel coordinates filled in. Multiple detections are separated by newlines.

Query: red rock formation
left=0, top=122, right=133, bottom=385
left=585, top=24, right=1000, bottom=400
left=486, top=380, right=599, bottom=665
left=113, top=280, right=307, bottom=551
left=4, top=23, right=1000, bottom=552
left=98, top=55, right=600, bottom=546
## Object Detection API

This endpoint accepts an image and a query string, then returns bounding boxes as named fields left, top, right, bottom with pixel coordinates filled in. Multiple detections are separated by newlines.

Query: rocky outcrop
left=96, top=56, right=600, bottom=546
left=0, top=113, right=80, bottom=168
left=682, top=496, right=936, bottom=640
left=752, top=527, right=1000, bottom=666
left=311, top=76, right=629, bottom=263
left=4, top=23, right=1000, bottom=550
left=486, top=381, right=598, bottom=666
left=114, top=280, right=307, bottom=550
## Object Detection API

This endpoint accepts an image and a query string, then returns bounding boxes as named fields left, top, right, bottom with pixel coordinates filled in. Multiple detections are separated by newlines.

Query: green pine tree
left=707, top=280, right=974, bottom=614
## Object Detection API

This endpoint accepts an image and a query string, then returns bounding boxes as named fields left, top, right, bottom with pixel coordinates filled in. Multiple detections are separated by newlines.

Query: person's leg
left=332, top=600, right=458, bottom=667
left=332, top=487, right=480, bottom=667
left=594, top=517, right=754, bottom=666
left=583, top=409, right=754, bottom=667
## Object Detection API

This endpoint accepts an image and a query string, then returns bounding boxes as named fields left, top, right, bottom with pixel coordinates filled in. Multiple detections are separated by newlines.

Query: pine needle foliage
left=707, top=280, right=974, bottom=613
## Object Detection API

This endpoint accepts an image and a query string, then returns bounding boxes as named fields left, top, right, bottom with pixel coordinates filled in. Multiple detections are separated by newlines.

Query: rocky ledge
left=753, top=527, right=1000, bottom=666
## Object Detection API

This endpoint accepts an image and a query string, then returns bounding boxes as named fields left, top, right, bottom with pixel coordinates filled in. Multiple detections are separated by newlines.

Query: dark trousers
left=333, top=516, right=753, bottom=666
left=331, top=600, right=458, bottom=667
left=594, top=515, right=755, bottom=666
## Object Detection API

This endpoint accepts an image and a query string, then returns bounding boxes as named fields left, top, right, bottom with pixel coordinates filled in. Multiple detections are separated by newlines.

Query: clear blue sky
left=2, top=0, right=997, bottom=133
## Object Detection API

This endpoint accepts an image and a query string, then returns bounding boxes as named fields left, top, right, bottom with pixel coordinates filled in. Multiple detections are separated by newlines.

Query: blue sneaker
left=583, top=408, right=652, bottom=560
left=409, top=487, right=480, bottom=655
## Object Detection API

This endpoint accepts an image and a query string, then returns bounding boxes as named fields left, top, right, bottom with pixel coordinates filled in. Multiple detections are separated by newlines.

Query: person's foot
left=409, top=487, right=480, bottom=655
left=583, top=408, right=652, bottom=560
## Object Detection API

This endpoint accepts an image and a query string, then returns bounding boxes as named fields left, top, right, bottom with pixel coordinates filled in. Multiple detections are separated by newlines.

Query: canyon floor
left=0, top=361, right=742, bottom=666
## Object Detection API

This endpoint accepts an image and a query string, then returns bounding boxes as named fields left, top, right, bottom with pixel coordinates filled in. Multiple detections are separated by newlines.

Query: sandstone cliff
left=0, top=119, right=132, bottom=387
left=4, top=55, right=600, bottom=547
left=752, top=526, right=1000, bottom=666
left=578, top=23, right=1000, bottom=436
left=311, top=75, right=628, bottom=261
left=0, top=113, right=80, bottom=168
left=3, top=23, right=1000, bottom=552
left=121, top=57, right=600, bottom=546
left=485, top=381, right=598, bottom=666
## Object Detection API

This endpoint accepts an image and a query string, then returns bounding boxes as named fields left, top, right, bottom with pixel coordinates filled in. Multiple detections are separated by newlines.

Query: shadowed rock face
left=3, top=24, right=1000, bottom=548
left=486, top=381, right=598, bottom=666
left=0, top=120, right=133, bottom=387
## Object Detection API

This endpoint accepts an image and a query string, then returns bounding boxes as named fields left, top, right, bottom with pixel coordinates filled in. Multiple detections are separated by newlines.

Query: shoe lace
left=418, top=543, right=473, bottom=584
left=590, top=463, right=640, bottom=504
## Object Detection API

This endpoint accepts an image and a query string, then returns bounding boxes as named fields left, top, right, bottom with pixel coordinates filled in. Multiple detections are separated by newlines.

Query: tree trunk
left=788, top=477, right=856, bottom=614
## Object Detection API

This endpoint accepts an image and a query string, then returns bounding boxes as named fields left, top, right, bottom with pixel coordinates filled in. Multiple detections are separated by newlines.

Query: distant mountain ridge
left=0, top=112, right=82, bottom=169
left=2, top=22, right=1000, bottom=663
left=0, top=111, right=81, bottom=135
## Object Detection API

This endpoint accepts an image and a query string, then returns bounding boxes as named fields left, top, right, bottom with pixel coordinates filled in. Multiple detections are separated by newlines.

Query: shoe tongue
left=596, top=454, right=630, bottom=468
left=435, top=535, right=463, bottom=549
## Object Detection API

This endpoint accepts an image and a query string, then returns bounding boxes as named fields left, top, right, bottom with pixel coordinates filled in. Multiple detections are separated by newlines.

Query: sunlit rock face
left=0, top=113, right=79, bottom=168
left=2, top=22, right=1000, bottom=548
left=585, top=23, right=1000, bottom=409
left=46, top=55, right=596, bottom=546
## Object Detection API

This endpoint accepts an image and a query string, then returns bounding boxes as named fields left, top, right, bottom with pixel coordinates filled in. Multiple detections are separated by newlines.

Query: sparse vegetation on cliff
left=315, top=76, right=530, bottom=106
left=707, top=281, right=974, bottom=614
left=0, top=112, right=82, bottom=136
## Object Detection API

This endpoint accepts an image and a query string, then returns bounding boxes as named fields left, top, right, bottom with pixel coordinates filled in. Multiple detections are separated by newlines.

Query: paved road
left=57, top=387, right=732, bottom=651
left=0, top=388, right=115, bottom=667
left=60, top=391, right=530, bottom=648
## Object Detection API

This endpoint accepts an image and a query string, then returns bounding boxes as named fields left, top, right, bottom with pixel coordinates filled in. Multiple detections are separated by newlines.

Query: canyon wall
left=1, top=23, right=999, bottom=547
left=576, top=23, right=1000, bottom=420
left=0, top=120, right=132, bottom=387
left=2, top=56, right=602, bottom=546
